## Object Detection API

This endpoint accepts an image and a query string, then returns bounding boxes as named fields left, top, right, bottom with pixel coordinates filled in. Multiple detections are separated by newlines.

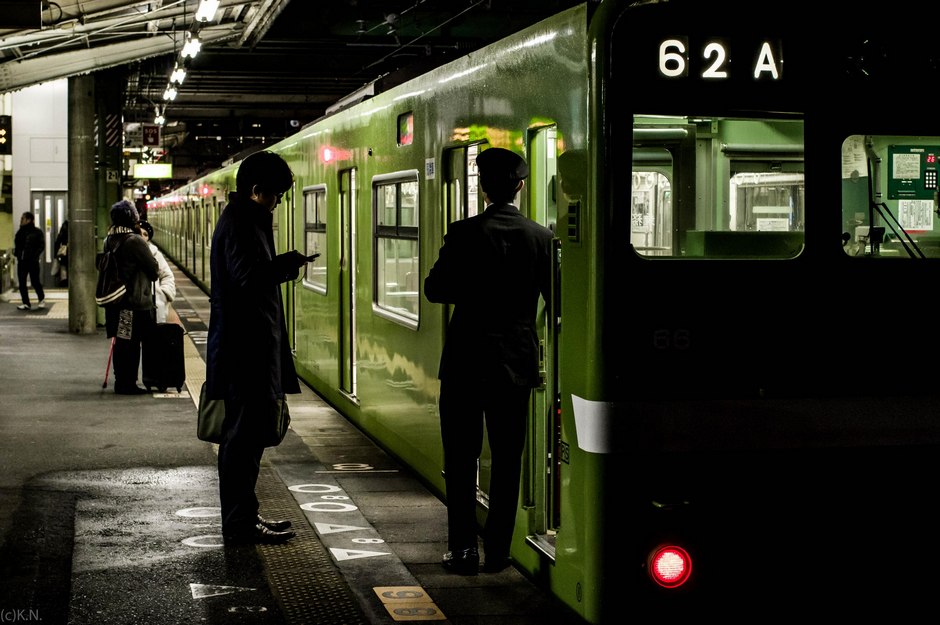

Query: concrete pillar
left=67, top=75, right=97, bottom=334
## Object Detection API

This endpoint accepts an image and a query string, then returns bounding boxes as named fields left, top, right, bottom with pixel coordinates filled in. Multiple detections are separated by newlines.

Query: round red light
left=649, top=545, right=692, bottom=588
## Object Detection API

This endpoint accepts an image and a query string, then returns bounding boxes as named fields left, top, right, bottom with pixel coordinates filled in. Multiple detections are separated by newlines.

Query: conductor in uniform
left=425, top=146, right=554, bottom=575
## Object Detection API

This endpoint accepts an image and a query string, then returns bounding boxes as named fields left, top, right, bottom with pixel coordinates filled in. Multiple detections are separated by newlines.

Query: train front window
left=632, top=115, right=805, bottom=258
left=842, top=134, right=940, bottom=258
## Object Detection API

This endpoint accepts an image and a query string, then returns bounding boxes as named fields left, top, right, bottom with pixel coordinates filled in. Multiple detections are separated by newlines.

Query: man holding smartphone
left=205, top=150, right=309, bottom=545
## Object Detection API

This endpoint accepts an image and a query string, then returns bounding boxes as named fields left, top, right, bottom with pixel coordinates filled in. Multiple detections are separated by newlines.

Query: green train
left=151, top=0, right=940, bottom=619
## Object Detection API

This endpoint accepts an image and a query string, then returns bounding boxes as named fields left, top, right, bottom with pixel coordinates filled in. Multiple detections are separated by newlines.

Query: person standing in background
left=205, top=150, right=308, bottom=545
left=101, top=199, right=159, bottom=395
left=138, top=220, right=177, bottom=324
left=424, top=147, right=554, bottom=575
left=53, top=219, right=69, bottom=287
left=13, top=211, right=45, bottom=311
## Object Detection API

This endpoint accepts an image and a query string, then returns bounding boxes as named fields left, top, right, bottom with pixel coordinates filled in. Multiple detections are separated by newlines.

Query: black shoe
left=224, top=523, right=296, bottom=545
left=114, top=385, right=150, bottom=395
left=482, top=557, right=512, bottom=573
left=258, top=514, right=292, bottom=532
left=442, top=547, right=479, bottom=575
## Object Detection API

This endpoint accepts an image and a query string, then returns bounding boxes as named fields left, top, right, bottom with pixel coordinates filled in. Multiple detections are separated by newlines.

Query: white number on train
left=659, top=39, right=781, bottom=80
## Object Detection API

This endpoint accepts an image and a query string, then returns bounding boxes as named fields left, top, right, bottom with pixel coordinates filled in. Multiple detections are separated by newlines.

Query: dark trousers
left=111, top=309, right=154, bottom=390
left=439, top=379, right=531, bottom=558
left=17, top=259, right=44, bottom=305
left=218, top=397, right=267, bottom=535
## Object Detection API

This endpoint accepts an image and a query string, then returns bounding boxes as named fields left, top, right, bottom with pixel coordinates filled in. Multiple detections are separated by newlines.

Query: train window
left=303, top=186, right=327, bottom=292
left=632, top=115, right=804, bottom=258
left=398, top=112, right=414, bottom=146
left=373, top=172, right=419, bottom=326
left=842, top=134, right=940, bottom=258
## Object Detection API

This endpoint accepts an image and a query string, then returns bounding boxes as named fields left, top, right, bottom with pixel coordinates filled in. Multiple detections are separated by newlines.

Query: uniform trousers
left=218, top=396, right=268, bottom=535
left=17, top=258, right=44, bottom=305
left=439, top=378, right=531, bottom=559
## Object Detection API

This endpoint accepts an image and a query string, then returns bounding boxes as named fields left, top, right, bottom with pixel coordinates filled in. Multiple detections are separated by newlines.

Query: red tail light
left=649, top=545, right=692, bottom=588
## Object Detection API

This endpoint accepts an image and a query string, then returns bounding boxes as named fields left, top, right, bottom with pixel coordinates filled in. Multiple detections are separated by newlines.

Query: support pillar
left=67, top=75, right=97, bottom=334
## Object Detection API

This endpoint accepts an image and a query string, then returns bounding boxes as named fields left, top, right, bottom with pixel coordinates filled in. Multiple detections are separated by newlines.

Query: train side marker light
left=649, top=545, right=692, bottom=588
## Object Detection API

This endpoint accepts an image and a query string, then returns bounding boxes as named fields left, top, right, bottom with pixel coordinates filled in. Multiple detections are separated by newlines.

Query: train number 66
left=652, top=328, right=691, bottom=350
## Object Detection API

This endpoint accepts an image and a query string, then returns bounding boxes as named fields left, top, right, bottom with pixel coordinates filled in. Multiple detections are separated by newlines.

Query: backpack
left=95, top=237, right=126, bottom=306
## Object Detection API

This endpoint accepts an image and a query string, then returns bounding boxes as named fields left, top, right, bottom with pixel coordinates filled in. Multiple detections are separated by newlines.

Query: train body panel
left=152, top=1, right=940, bottom=620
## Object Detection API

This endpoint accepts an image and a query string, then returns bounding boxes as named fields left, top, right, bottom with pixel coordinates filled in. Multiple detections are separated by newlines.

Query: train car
left=150, top=0, right=940, bottom=619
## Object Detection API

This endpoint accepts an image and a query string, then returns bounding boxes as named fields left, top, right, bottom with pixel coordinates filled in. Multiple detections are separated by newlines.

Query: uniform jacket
left=14, top=222, right=44, bottom=263
left=425, top=202, right=554, bottom=388
left=103, top=229, right=158, bottom=310
left=205, top=192, right=301, bottom=402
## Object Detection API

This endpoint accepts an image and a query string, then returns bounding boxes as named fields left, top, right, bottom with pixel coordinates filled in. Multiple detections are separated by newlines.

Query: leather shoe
left=224, top=523, right=296, bottom=545
left=258, top=514, right=292, bottom=532
left=442, top=547, right=479, bottom=575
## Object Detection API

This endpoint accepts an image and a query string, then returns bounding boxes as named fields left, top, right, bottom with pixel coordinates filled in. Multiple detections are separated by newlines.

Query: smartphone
left=306, top=253, right=320, bottom=262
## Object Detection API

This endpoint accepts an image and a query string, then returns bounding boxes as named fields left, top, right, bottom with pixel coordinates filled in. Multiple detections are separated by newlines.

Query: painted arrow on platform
left=190, top=583, right=257, bottom=599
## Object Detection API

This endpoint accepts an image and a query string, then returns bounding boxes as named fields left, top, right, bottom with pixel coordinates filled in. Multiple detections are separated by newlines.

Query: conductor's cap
left=476, top=147, right=528, bottom=182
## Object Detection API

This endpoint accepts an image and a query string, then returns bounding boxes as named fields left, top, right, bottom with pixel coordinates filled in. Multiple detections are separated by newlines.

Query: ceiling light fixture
left=170, top=64, right=187, bottom=85
left=196, top=0, right=220, bottom=23
left=182, top=35, right=201, bottom=59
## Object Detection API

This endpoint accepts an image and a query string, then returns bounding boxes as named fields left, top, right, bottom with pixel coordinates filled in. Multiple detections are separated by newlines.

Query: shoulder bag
left=197, top=382, right=291, bottom=447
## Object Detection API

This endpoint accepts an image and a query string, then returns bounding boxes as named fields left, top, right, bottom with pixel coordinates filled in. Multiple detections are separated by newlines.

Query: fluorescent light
left=196, top=0, right=220, bottom=22
left=170, top=64, right=186, bottom=85
left=182, top=36, right=201, bottom=59
left=163, top=86, right=178, bottom=101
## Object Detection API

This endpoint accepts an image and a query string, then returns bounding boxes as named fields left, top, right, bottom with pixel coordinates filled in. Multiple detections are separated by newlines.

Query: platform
left=0, top=266, right=583, bottom=625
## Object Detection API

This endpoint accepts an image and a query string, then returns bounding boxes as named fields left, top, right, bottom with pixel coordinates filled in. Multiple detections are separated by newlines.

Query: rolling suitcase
left=142, top=322, right=186, bottom=392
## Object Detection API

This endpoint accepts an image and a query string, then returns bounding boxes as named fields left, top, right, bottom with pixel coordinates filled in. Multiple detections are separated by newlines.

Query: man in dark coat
left=102, top=200, right=159, bottom=394
left=13, top=211, right=45, bottom=310
left=205, top=150, right=308, bottom=545
left=424, top=146, right=554, bottom=575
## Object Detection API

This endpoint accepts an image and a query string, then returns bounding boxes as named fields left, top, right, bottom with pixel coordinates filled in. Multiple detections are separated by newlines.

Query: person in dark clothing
left=101, top=199, right=159, bottom=395
left=424, top=147, right=554, bottom=575
left=205, top=150, right=308, bottom=545
left=13, top=211, right=46, bottom=311
left=54, top=219, right=68, bottom=286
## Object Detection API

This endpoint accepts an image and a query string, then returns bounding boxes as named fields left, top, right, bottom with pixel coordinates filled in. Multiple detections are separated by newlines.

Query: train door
left=182, top=199, right=198, bottom=267
left=29, top=190, right=67, bottom=286
left=194, top=197, right=205, bottom=285
left=275, top=186, right=304, bottom=350
left=524, top=127, right=561, bottom=552
left=339, top=168, right=358, bottom=401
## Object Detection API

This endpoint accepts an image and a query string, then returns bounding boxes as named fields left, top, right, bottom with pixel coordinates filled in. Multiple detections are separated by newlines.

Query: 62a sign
left=658, top=38, right=783, bottom=81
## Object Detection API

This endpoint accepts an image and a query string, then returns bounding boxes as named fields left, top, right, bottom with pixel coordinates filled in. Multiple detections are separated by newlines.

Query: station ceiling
left=1, top=0, right=585, bottom=179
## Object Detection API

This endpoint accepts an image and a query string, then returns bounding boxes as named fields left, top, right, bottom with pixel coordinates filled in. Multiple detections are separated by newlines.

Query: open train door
left=442, top=137, right=561, bottom=547
left=523, top=127, right=561, bottom=558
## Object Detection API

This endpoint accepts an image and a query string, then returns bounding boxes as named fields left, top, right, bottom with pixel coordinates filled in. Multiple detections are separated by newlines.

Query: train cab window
left=632, top=115, right=804, bottom=258
left=842, top=134, right=940, bottom=258
left=303, top=186, right=327, bottom=292
left=398, top=112, right=414, bottom=146
left=373, top=172, right=419, bottom=326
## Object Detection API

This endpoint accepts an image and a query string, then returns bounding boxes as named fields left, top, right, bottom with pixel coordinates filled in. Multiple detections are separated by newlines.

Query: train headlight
left=648, top=544, right=692, bottom=589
